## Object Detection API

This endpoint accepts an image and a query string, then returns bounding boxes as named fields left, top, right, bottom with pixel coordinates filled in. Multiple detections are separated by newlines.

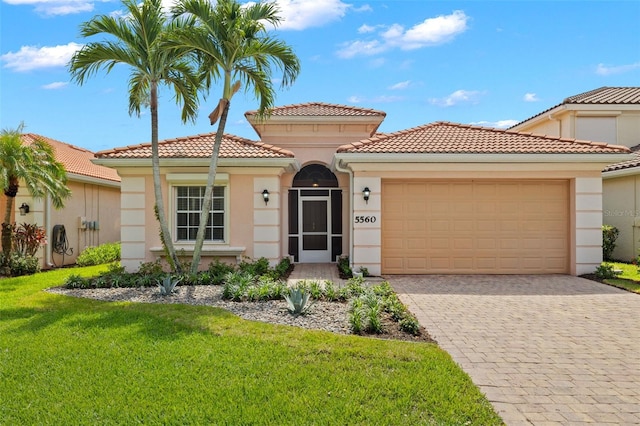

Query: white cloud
left=337, top=39, right=385, bottom=59
left=429, top=89, right=483, bottom=107
left=338, top=10, right=469, bottom=58
left=1, top=42, right=83, bottom=72
left=471, top=120, right=519, bottom=129
left=347, top=94, right=403, bottom=104
left=42, top=81, right=68, bottom=89
left=4, top=0, right=96, bottom=15
left=596, top=62, right=640, bottom=76
left=274, top=0, right=350, bottom=30
left=358, top=24, right=376, bottom=34
left=523, top=93, right=539, bottom=102
left=389, top=80, right=411, bottom=90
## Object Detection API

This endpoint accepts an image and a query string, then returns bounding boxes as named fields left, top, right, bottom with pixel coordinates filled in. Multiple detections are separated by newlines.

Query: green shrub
left=157, top=274, right=182, bottom=296
left=64, top=274, right=92, bottom=289
left=2, top=252, right=40, bottom=276
left=602, top=225, right=619, bottom=261
left=76, top=242, right=121, bottom=266
left=207, top=259, right=236, bottom=284
left=595, top=263, right=617, bottom=280
left=399, top=316, right=421, bottom=336
left=238, top=257, right=270, bottom=277
left=337, top=255, right=352, bottom=278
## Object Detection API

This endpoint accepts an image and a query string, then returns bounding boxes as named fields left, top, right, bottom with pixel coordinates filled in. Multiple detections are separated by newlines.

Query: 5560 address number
left=354, top=215, right=377, bottom=224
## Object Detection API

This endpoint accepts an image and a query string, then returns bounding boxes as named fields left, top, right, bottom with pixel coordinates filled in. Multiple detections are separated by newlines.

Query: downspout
left=548, top=113, right=561, bottom=136
left=334, top=158, right=354, bottom=268
left=45, top=194, right=53, bottom=268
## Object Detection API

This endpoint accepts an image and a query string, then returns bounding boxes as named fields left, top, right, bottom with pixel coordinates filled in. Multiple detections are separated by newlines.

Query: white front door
left=299, top=196, right=331, bottom=262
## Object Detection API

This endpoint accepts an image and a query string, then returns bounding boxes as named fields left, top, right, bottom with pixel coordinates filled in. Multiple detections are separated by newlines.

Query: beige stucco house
left=94, top=102, right=631, bottom=276
left=510, top=87, right=640, bottom=261
left=1, top=134, right=122, bottom=268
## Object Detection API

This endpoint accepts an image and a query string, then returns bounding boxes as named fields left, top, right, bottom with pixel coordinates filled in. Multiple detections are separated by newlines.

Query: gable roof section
left=95, top=133, right=294, bottom=159
left=604, top=144, right=640, bottom=173
left=21, top=133, right=120, bottom=183
left=245, top=102, right=386, bottom=118
left=336, top=121, right=630, bottom=155
left=511, top=87, right=640, bottom=129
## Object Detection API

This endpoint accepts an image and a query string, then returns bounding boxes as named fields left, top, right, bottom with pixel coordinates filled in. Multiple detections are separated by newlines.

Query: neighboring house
left=94, top=102, right=630, bottom=276
left=510, top=87, right=640, bottom=261
left=3, top=134, right=122, bottom=268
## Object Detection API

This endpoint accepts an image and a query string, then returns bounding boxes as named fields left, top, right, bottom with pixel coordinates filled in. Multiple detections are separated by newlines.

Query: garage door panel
left=382, top=180, right=569, bottom=274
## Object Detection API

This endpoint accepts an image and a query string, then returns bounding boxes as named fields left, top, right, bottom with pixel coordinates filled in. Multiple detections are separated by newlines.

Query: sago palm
left=170, top=0, right=301, bottom=273
left=0, top=124, right=70, bottom=264
left=68, top=0, right=200, bottom=272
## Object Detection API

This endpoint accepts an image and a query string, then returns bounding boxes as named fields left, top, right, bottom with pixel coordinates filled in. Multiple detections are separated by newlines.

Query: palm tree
left=0, top=124, right=71, bottom=265
left=68, top=0, right=200, bottom=272
left=170, top=0, right=300, bottom=274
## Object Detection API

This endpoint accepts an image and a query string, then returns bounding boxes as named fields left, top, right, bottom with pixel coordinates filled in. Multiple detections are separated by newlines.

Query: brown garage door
left=382, top=180, right=569, bottom=274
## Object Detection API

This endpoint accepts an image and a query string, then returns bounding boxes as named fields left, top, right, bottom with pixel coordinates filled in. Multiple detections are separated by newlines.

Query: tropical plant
left=602, top=224, right=619, bottom=261
left=169, top=0, right=300, bottom=274
left=12, top=222, right=47, bottom=257
left=157, top=274, right=182, bottom=296
left=0, top=125, right=70, bottom=268
left=68, top=0, right=200, bottom=273
left=284, top=287, right=312, bottom=316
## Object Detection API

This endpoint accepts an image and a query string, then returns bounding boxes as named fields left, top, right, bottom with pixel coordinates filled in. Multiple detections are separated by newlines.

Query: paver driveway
left=390, top=275, right=640, bottom=425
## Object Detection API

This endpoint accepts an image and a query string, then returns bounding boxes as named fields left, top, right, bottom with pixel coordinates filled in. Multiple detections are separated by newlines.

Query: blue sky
left=1, top=0, right=639, bottom=152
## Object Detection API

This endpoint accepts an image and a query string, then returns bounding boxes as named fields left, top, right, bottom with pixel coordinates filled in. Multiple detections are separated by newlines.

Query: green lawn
left=603, top=262, right=640, bottom=294
left=0, top=266, right=502, bottom=425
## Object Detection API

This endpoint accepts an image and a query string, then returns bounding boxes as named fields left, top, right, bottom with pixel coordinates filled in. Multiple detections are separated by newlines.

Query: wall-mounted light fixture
left=363, top=187, right=371, bottom=204
left=19, top=202, right=30, bottom=216
left=262, top=189, right=270, bottom=206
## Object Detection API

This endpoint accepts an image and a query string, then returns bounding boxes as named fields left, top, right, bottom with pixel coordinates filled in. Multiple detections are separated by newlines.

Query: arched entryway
left=288, top=164, right=342, bottom=262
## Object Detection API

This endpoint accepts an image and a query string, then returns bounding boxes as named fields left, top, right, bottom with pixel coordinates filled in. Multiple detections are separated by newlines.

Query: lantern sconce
left=363, top=187, right=371, bottom=204
left=262, top=189, right=270, bottom=206
left=19, top=202, right=30, bottom=216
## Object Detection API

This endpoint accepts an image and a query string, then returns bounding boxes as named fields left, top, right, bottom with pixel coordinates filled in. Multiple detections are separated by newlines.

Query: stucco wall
left=603, top=175, right=640, bottom=261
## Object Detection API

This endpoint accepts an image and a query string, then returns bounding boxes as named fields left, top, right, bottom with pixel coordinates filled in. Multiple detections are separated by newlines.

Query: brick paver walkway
left=390, top=275, right=640, bottom=425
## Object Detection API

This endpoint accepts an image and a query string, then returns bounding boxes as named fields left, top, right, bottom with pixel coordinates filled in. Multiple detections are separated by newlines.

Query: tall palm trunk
left=190, top=98, right=230, bottom=274
left=1, top=178, right=18, bottom=265
left=150, top=82, right=182, bottom=272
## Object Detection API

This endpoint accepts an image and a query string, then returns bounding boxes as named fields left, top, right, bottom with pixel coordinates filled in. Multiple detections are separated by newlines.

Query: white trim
left=93, top=157, right=298, bottom=171
left=67, top=172, right=120, bottom=188
left=335, top=153, right=632, bottom=164
left=602, top=167, right=640, bottom=179
left=167, top=173, right=229, bottom=183
left=575, top=110, right=622, bottom=117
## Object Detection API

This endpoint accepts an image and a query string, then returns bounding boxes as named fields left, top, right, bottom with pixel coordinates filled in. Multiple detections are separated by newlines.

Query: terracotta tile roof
left=95, top=133, right=295, bottom=159
left=563, top=87, right=640, bottom=104
left=511, top=87, right=640, bottom=129
left=245, top=102, right=386, bottom=118
left=336, top=121, right=631, bottom=154
left=604, top=144, right=640, bottom=172
left=21, top=134, right=120, bottom=183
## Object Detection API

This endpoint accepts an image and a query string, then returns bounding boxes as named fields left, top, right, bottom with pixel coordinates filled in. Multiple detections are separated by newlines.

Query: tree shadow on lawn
left=1, top=294, right=241, bottom=341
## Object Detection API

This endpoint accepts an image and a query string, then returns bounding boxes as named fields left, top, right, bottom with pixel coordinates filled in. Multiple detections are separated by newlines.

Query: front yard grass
left=602, top=262, right=640, bottom=294
left=0, top=266, right=502, bottom=425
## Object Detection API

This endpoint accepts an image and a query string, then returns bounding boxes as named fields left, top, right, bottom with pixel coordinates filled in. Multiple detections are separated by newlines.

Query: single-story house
left=1, top=134, right=122, bottom=267
left=510, top=87, right=640, bottom=261
left=94, top=102, right=631, bottom=276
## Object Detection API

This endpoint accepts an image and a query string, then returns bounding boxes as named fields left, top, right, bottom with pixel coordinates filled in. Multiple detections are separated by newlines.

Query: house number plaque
left=354, top=215, right=377, bottom=224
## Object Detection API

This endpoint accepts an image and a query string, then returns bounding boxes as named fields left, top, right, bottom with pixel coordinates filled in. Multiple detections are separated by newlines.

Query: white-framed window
left=175, top=186, right=225, bottom=242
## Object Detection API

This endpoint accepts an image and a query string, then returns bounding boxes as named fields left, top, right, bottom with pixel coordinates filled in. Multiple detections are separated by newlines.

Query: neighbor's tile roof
left=95, top=133, right=294, bottom=159
left=336, top=121, right=631, bottom=154
left=511, top=87, right=640, bottom=129
left=21, top=133, right=120, bottom=182
left=245, top=102, right=386, bottom=118
left=603, top=144, right=640, bottom=172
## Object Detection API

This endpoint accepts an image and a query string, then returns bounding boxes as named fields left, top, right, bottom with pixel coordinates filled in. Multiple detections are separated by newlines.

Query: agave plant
left=157, top=274, right=182, bottom=296
left=284, top=288, right=312, bottom=316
